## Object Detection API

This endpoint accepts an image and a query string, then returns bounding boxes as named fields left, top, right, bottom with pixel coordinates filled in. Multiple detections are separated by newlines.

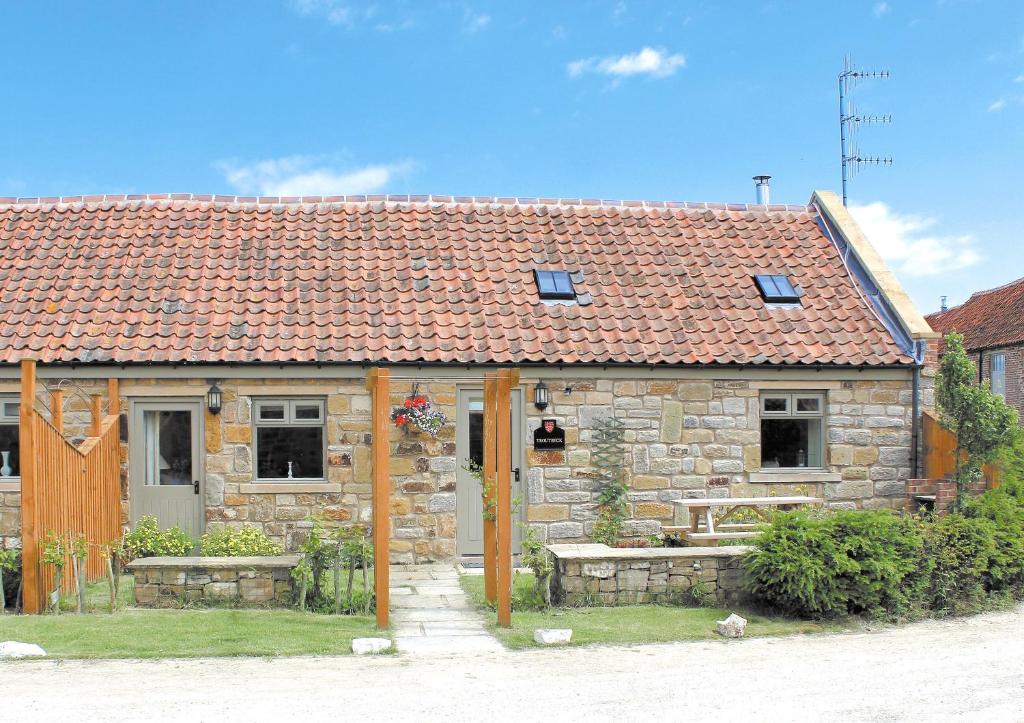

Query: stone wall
left=523, top=376, right=926, bottom=545
left=0, top=369, right=928, bottom=563
left=547, top=543, right=749, bottom=606
left=127, top=555, right=299, bottom=607
left=0, top=488, right=18, bottom=550
left=208, top=379, right=458, bottom=562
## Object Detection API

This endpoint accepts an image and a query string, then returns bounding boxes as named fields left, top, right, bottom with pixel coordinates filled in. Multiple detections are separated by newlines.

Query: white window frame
left=0, top=396, right=20, bottom=481
left=759, top=392, right=826, bottom=471
left=991, top=353, right=1007, bottom=399
left=252, top=397, right=327, bottom=482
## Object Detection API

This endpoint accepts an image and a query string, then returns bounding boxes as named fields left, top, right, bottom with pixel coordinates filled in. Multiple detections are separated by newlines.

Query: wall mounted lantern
left=533, top=381, right=550, bottom=411
left=207, top=381, right=223, bottom=415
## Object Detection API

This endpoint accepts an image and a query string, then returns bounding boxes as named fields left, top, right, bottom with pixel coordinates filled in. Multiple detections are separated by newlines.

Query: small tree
left=937, top=332, right=1019, bottom=510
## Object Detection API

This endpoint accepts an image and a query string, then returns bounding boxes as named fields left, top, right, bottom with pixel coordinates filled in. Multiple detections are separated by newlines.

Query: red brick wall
left=972, top=344, right=1024, bottom=421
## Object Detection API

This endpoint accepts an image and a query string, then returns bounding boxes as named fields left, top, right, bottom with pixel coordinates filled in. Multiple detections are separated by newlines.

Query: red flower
left=395, top=414, right=408, bottom=426
left=403, top=399, right=413, bottom=408
left=413, top=396, right=426, bottom=406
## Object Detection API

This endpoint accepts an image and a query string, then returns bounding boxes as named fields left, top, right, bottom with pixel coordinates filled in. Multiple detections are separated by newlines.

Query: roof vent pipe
left=753, top=175, right=771, bottom=205
left=940, top=295, right=948, bottom=312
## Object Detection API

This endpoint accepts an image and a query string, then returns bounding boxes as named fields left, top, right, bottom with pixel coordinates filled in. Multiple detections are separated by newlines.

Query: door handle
left=193, top=480, right=200, bottom=495
left=513, top=467, right=520, bottom=483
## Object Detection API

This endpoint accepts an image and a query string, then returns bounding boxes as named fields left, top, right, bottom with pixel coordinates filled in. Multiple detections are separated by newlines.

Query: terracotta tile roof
left=926, top=276, right=1024, bottom=352
left=0, top=195, right=913, bottom=366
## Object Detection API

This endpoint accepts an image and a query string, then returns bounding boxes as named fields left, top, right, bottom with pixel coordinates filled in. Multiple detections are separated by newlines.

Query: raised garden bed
left=127, top=555, right=300, bottom=607
left=547, top=543, right=752, bottom=606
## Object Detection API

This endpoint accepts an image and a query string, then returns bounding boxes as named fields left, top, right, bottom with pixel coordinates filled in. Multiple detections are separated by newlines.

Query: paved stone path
left=389, top=563, right=504, bottom=655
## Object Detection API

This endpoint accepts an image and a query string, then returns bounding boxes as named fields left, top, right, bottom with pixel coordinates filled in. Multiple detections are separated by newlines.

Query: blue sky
left=1, top=1, right=1021, bottom=314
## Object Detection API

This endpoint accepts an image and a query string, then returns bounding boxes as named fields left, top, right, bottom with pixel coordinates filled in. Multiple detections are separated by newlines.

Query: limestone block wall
left=524, top=375, right=926, bottom=545
left=127, top=555, right=299, bottom=607
left=548, top=543, right=749, bottom=607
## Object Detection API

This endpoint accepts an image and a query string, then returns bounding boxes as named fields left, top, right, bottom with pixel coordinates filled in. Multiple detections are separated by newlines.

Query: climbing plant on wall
left=590, top=417, right=628, bottom=546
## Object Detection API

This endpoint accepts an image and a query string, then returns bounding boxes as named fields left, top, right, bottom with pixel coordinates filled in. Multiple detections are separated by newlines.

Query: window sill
left=749, top=471, right=841, bottom=484
left=0, top=479, right=20, bottom=492
left=238, top=482, right=340, bottom=494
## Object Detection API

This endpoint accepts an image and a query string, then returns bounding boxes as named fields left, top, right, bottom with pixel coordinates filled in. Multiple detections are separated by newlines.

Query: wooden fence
left=20, top=360, right=122, bottom=613
left=921, top=410, right=1001, bottom=489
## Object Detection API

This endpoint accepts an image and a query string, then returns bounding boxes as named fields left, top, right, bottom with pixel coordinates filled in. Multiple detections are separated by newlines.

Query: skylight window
left=534, top=270, right=576, bottom=301
left=754, top=274, right=800, bottom=304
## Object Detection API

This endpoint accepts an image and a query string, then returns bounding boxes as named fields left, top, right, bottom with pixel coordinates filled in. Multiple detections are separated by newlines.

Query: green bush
left=123, top=515, right=194, bottom=559
left=963, top=480, right=1024, bottom=594
left=923, top=513, right=998, bottom=616
left=744, top=510, right=926, bottom=620
left=200, top=525, right=283, bottom=557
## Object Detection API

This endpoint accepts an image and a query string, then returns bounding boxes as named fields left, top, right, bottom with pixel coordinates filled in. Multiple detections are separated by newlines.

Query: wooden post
left=495, top=368, right=517, bottom=627
left=367, top=368, right=391, bottom=629
left=50, top=389, right=63, bottom=435
left=19, top=359, right=41, bottom=614
left=107, top=378, right=119, bottom=417
left=90, top=394, right=103, bottom=437
left=482, top=373, right=498, bottom=603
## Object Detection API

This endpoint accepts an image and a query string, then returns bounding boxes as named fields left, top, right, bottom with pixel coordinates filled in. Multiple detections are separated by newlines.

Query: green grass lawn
left=0, top=575, right=382, bottom=659
left=461, top=572, right=847, bottom=650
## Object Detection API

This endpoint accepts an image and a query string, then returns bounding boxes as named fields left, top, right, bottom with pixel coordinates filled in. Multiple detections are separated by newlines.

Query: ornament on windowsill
left=392, top=386, right=448, bottom=438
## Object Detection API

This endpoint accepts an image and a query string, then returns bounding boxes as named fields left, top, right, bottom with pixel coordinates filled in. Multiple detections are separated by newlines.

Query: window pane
left=256, top=427, right=324, bottom=479
left=2, top=402, right=19, bottom=420
left=258, top=403, right=286, bottom=421
left=773, top=275, right=796, bottom=297
left=761, top=418, right=821, bottom=468
left=143, top=410, right=193, bottom=486
left=763, top=396, right=788, bottom=413
left=293, top=402, right=322, bottom=421
left=992, top=355, right=1006, bottom=398
left=468, top=410, right=484, bottom=468
left=0, top=423, right=19, bottom=477
left=796, top=396, right=821, bottom=413
left=553, top=272, right=573, bottom=294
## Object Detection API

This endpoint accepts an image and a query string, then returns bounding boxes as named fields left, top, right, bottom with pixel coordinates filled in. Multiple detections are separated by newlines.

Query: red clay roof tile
left=926, top=277, right=1024, bottom=351
left=0, top=195, right=912, bottom=366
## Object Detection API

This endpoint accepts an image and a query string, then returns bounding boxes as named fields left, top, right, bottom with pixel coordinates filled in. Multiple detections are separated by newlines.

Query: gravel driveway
left=3, top=605, right=1023, bottom=722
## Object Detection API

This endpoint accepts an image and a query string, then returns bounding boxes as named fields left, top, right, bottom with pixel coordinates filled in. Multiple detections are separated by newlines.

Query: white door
left=455, top=388, right=524, bottom=557
left=129, top=400, right=203, bottom=539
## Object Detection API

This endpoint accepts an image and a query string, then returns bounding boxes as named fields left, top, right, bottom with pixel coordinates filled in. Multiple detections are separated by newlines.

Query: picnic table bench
left=666, top=496, right=822, bottom=546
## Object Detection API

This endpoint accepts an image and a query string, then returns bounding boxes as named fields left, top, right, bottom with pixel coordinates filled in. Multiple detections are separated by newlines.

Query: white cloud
left=463, top=10, right=491, bottom=33
left=1014, top=74, right=1024, bottom=83
left=292, top=0, right=352, bottom=26
left=873, top=2, right=890, bottom=17
left=988, top=98, right=1007, bottom=111
left=568, top=47, right=686, bottom=79
left=849, top=202, right=981, bottom=277
left=215, top=155, right=413, bottom=196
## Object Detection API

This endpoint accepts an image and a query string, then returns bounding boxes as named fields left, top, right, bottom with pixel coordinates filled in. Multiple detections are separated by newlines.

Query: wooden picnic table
left=667, top=496, right=822, bottom=545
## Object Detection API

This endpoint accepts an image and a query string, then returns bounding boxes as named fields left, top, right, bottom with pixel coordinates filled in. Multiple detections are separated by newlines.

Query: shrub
left=963, top=481, right=1024, bottom=594
left=923, top=513, right=998, bottom=616
left=744, top=510, right=926, bottom=620
left=200, top=526, right=283, bottom=557
left=123, top=515, right=194, bottom=559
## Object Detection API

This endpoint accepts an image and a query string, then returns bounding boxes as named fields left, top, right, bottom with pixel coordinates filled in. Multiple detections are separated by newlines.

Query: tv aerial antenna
left=839, top=56, right=892, bottom=206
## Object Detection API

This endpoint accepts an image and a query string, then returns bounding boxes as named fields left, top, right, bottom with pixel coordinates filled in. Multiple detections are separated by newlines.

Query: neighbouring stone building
left=0, top=189, right=937, bottom=562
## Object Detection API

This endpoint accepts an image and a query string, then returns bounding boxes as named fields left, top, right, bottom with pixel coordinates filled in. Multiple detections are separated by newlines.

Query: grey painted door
left=129, top=400, right=203, bottom=539
left=455, top=388, right=524, bottom=557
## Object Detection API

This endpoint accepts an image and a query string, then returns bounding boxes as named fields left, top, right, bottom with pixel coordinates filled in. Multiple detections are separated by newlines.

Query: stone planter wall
left=547, top=543, right=751, bottom=606
left=127, top=555, right=300, bottom=607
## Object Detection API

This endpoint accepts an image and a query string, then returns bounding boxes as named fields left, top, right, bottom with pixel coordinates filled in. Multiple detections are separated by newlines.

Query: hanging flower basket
left=392, top=394, right=448, bottom=438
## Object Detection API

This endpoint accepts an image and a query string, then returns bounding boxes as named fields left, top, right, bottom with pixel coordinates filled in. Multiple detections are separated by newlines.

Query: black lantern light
left=207, top=381, right=223, bottom=415
left=533, top=380, right=550, bottom=411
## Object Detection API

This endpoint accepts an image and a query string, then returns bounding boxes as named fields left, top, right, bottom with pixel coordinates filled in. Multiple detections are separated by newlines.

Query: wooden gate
left=20, top=359, right=122, bottom=613
left=921, top=410, right=1001, bottom=489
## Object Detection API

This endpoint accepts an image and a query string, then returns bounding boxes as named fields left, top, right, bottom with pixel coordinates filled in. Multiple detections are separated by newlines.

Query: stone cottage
left=0, top=188, right=936, bottom=563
